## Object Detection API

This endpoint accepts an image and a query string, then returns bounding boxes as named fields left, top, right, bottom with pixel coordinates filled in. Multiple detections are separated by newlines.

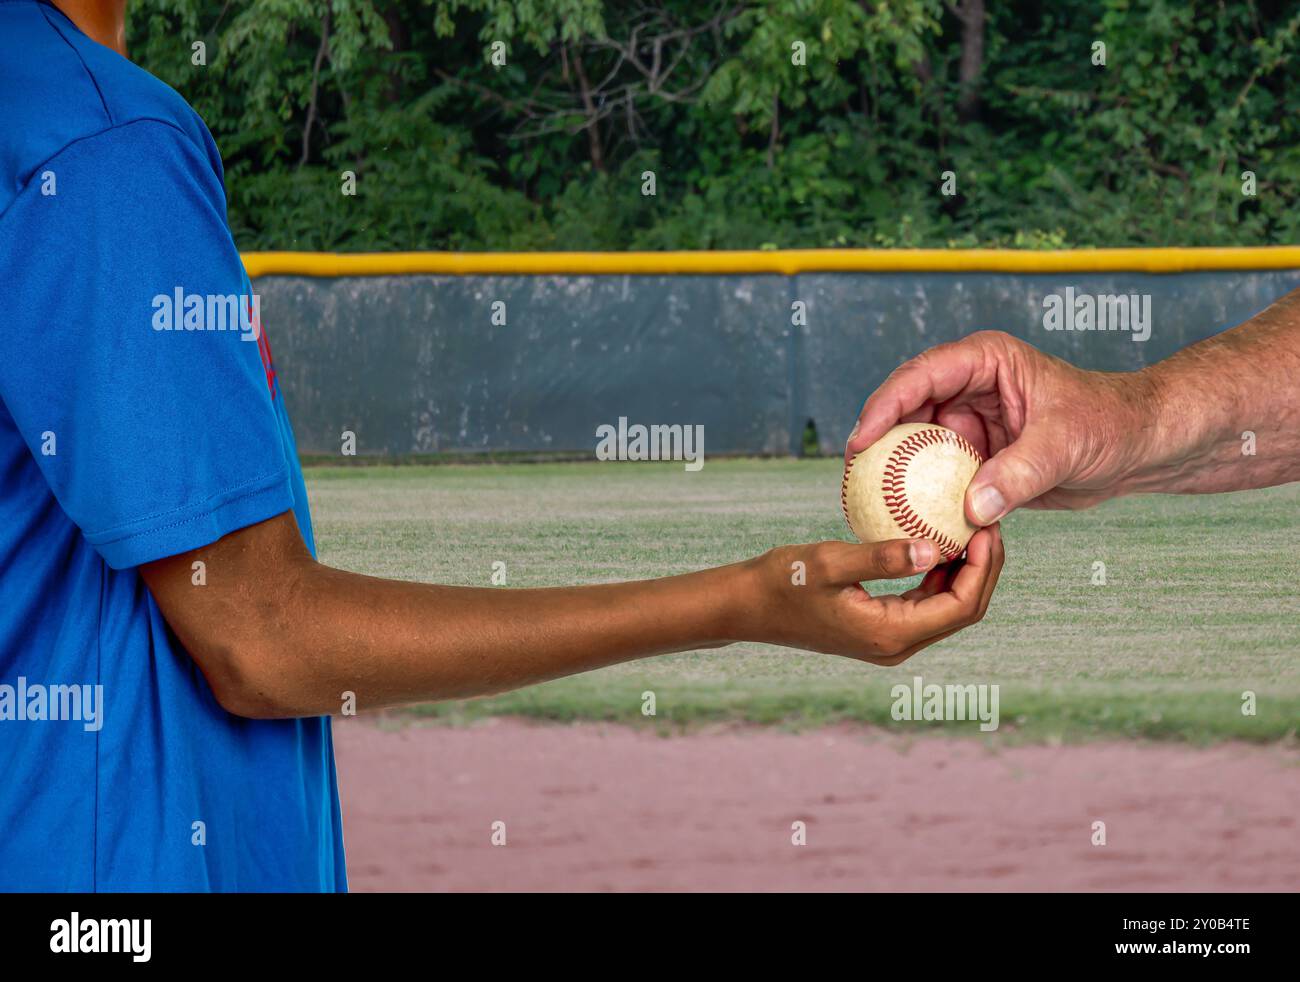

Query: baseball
left=842, top=423, right=984, bottom=562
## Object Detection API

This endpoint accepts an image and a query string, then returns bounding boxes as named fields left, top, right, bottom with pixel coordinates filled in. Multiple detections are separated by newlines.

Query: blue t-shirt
left=0, top=0, right=346, bottom=890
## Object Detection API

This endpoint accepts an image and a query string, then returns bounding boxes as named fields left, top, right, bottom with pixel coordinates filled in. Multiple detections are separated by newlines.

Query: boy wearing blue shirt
left=0, top=0, right=1004, bottom=891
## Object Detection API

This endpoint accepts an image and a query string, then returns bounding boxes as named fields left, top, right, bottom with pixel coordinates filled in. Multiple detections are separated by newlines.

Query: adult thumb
left=966, top=426, right=1073, bottom=525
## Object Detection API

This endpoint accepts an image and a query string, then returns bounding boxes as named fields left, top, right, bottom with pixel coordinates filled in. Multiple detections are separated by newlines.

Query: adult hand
left=737, top=528, right=1004, bottom=666
left=844, top=331, right=1153, bottom=525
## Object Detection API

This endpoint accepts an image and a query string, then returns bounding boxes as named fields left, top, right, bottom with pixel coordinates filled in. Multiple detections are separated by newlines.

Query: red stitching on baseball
left=838, top=427, right=980, bottom=562
left=879, top=428, right=980, bottom=560
left=842, top=427, right=982, bottom=561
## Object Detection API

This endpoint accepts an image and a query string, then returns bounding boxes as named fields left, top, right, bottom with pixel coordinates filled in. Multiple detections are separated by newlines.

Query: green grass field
left=306, top=459, right=1300, bottom=745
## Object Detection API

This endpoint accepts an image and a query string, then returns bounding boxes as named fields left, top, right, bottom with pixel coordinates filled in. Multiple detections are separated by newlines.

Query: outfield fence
left=248, top=250, right=1300, bottom=457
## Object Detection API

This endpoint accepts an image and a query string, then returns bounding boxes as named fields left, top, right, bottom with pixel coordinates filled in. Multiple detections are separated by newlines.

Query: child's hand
left=734, top=526, right=1004, bottom=666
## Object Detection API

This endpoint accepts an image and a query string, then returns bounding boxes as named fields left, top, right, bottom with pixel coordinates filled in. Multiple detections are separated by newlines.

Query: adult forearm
left=1124, top=289, right=1300, bottom=496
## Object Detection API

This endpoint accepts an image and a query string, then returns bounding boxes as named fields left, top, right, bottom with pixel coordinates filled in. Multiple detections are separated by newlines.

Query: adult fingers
left=845, top=337, right=994, bottom=460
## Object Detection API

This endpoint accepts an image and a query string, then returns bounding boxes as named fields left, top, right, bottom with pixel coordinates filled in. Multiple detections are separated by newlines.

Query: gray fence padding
left=255, top=270, right=1300, bottom=456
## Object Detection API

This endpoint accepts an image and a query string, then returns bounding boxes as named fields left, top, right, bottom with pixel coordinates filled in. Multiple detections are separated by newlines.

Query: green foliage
left=126, top=0, right=1300, bottom=250
left=432, top=0, right=606, bottom=52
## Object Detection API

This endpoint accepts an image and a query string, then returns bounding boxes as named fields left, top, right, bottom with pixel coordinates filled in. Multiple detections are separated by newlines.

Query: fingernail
left=847, top=423, right=860, bottom=443
left=970, top=485, right=1006, bottom=525
left=909, top=541, right=935, bottom=570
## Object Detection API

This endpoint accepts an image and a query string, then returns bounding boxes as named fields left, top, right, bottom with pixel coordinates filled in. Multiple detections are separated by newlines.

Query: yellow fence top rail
left=242, top=247, right=1300, bottom=278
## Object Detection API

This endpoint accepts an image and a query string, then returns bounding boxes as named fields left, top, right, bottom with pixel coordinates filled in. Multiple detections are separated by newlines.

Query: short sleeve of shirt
left=0, top=118, right=294, bottom=568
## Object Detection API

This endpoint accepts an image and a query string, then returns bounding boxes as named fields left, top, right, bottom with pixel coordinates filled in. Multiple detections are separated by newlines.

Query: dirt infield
left=334, top=716, right=1299, bottom=892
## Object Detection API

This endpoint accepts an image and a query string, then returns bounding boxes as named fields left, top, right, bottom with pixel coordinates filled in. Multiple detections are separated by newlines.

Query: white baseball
left=841, top=423, right=984, bottom=562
